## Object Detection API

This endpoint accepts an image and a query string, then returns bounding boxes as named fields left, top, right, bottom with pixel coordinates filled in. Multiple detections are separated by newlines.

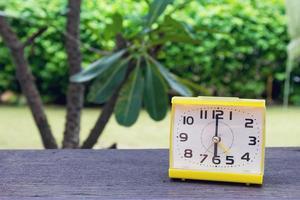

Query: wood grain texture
left=0, top=148, right=299, bottom=199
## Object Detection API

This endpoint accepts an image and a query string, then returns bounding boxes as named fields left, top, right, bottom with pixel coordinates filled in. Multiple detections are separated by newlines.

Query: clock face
left=171, top=104, right=264, bottom=174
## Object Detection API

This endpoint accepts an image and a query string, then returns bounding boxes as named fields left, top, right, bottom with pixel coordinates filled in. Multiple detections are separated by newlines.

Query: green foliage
left=0, top=0, right=293, bottom=105
left=284, top=0, right=300, bottom=105
left=162, top=0, right=288, bottom=100
left=115, top=62, right=144, bottom=126
left=144, top=59, right=168, bottom=120
left=87, top=57, right=130, bottom=104
left=104, top=13, right=123, bottom=39
left=70, top=49, right=127, bottom=82
left=147, top=55, right=192, bottom=96
left=0, top=0, right=70, bottom=103
left=153, top=15, right=197, bottom=45
left=72, top=0, right=192, bottom=126
left=145, top=0, right=173, bottom=28
left=288, top=62, right=300, bottom=105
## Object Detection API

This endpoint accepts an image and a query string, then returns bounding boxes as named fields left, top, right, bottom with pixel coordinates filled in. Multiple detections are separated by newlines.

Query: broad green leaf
left=111, top=13, right=123, bottom=33
left=115, top=60, right=144, bottom=126
left=162, top=16, right=195, bottom=38
left=70, top=49, right=127, bottom=82
left=104, top=13, right=123, bottom=39
left=145, top=0, right=174, bottom=27
left=152, top=15, right=197, bottom=45
left=144, top=59, right=168, bottom=121
left=147, top=55, right=192, bottom=96
left=87, top=57, right=131, bottom=104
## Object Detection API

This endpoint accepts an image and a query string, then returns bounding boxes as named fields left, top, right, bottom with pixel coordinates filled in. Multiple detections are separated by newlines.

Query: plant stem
left=0, top=16, right=57, bottom=149
left=81, top=34, right=130, bottom=149
left=81, top=65, right=133, bottom=149
left=63, top=0, right=84, bottom=148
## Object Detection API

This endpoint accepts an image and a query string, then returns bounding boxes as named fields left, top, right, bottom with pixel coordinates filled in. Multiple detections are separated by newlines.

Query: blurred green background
left=1, top=0, right=298, bottom=104
left=0, top=0, right=299, bottom=148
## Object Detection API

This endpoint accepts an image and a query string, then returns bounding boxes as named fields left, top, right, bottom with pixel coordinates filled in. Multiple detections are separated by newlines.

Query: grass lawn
left=0, top=105, right=299, bottom=149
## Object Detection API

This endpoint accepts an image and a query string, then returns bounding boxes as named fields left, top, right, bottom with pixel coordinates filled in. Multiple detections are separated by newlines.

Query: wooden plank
left=0, top=148, right=299, bottom=199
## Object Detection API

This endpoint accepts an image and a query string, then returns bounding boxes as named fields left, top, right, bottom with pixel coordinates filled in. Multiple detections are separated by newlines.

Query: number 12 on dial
left=169, top=96, right=266, bottom=184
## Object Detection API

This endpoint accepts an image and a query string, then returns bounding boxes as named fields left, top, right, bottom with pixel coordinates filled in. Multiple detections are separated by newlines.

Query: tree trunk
left=63, top=0, right=84, bottom=148
left=81, top=87, right=120, bottom=149
left=81, top=68, right=133, bottom=149
left=81, top=34, right=128, bottom=149
left=0, top=17, right=57, bottom=149
left=81, top=61, right=135, bottom=149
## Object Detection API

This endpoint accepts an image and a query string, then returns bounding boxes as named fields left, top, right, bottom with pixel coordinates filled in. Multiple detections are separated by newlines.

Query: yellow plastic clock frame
left=169, top=96, right=266, bottom=185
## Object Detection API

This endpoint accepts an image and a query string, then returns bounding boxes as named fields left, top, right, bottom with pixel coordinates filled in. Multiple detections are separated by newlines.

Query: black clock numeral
left=245, top=118, right=254, bottom=128
left=248, top=136, right=257, bottom=145
left=241, top=152, right=250, bottom=161
left=200, top=154, right=208, bottom=163
left=226, top=156, right=234, bottom=165
left=184, top=149, right=193, bottom=158
left=212, top=156, right=221, bottom=164
left=212, top=110, right=224, bottom=119
left=229, top=111, right=233, bottom=120
left=200, top=110, right=232, bottom=120
left=200, top=110, right=208, bottom=119
left=179, top=133, right=188, bottom=142
left=183, top=116, right=194, bottom=125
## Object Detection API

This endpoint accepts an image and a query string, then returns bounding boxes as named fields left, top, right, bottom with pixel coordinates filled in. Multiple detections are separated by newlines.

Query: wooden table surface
left=0, top=148, right=299, bottom=199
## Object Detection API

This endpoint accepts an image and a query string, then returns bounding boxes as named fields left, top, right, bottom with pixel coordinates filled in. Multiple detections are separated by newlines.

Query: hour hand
left=218, top=141, right=230, bottom=155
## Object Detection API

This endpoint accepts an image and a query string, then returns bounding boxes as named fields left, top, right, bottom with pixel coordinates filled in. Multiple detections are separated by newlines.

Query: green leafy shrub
left=72, top=0, right=193, bottom=126
left=0, top=0, right=291, bottom=104
left=162, top=0, right=288, bottom=100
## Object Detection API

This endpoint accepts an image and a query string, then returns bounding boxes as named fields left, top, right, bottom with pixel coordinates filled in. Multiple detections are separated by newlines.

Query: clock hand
left=218, top=141, right=230, bottom=155
left=213, top=116, right=219, bottom=157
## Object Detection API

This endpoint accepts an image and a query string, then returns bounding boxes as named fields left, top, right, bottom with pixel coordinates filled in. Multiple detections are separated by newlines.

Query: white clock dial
left=172, top=105, right=264, bottom=174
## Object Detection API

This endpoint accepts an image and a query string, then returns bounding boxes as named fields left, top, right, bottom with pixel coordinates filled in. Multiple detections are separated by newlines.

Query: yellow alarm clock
left=169, top=96, right=266, bottom=184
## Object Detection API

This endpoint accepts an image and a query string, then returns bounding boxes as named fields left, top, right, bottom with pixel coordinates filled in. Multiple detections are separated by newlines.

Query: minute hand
left=213, top=116, right=219, bottom=157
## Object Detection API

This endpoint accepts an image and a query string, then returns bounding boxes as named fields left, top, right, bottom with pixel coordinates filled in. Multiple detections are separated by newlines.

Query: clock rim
left=169, top=96, right=266, bottom=184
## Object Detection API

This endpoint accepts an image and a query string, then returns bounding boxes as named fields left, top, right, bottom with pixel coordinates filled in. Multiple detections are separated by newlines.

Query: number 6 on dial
left=169, top=96, right=266, bottom=185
